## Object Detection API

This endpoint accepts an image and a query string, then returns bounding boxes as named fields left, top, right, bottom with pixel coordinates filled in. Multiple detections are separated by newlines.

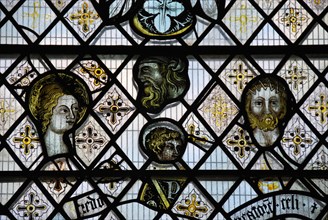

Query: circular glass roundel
left=139, top=118, right=187, bottom=165
left=131, top=0, right=195, bottom=38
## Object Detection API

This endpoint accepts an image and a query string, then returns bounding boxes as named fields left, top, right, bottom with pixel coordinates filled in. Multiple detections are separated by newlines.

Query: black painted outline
left=139, top=118, right=188, bottom=165
left=240, top=74, right=296, bottom=150
left=133, top=55, right=190, bottom=114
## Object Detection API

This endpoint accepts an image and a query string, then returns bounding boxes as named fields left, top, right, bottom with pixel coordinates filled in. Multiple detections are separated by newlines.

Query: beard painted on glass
left=241, top=74, right=296, bottom=148
left=133, top=56, right=190, bottom=114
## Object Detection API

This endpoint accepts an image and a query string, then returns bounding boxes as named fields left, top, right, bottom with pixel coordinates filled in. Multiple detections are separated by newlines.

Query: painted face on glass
left=49, top=95, right=79, bottom=134
left=249, top=88, right=282, bottom=132
left=137, top=62, right=166, bottom=110
left=242, top=75, right=293, bottom=148
left=138, top=62, right=164, bottom=87
left=158, top=138, right=182, bottom=161
left=134, top=57, right=189, bottom=114
left=143, top=123, right=187, bottom=164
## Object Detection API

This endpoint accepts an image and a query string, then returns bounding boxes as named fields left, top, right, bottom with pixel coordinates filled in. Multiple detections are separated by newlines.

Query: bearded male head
left=134, top=56, right=189, bottom=114
left=241, top=75, right=295, bottom=147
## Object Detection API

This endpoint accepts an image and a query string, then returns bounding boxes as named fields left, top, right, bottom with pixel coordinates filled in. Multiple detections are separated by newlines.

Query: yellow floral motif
left=201, top=95, right=238, bottom=129
left=15, top=190, right=48, bottom=219
left=13, top=125, right=40, bottom=156
left=23, top=1, right=52, bottom=29
left=80, top=62, right=107, bottom=87
left=308, top=94, right=328, bottom=124
left=176, top=193, right=209, bottom=218
left=96, top=88, right=134, bottom=131
left=0, top=100, right=15, bottom=123
left=226, top=128, right=252, bottom=158
left=227, top=63, right=254, bottom=92
left=279, top=7, right=309, bottom=34
left=285, top=65, right=307, bottom=90
left=69, top=2, right=100, bottom=34
left=228, top=3, right=261, bottom=33
left=282, top=127, right=312, bottom=156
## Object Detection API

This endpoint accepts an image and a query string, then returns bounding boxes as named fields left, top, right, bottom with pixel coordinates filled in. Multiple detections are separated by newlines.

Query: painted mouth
left=66, top=121, right=75, bottom=125
left=139, top=76, right=153, bottom=84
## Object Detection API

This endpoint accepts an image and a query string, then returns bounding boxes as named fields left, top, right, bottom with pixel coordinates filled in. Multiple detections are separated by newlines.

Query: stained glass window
left=0, top=0, right=327, bottom=219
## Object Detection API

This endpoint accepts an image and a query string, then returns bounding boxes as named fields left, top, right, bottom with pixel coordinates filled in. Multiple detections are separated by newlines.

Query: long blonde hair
left=29, top=73, right=90, bottom=135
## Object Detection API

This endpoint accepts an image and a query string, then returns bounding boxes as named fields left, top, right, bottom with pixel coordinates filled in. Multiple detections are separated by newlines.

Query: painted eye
left=72, top=104, right=79, bottom=112
left=270, top=99, right=278, bottom=106
left=254, top=101, right=262, bottom=107
left=59, top=107, right=69, bottom=113
left=166, top=144, right=174, bottom=149
left=141, top=67, right=151, bottom=73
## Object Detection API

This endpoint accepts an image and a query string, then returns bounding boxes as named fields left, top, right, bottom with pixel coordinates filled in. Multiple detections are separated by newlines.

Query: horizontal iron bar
left=0, top=170, right=326, bottom=181
left=0, top=45, right=327, bottom=55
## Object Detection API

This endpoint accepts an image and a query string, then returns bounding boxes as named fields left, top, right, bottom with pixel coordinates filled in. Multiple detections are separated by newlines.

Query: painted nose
left=66, top=110, right=76, bottom=120
left=172, top=145, right=179, bottom=156
left=263, top=101, right=271, bottom=114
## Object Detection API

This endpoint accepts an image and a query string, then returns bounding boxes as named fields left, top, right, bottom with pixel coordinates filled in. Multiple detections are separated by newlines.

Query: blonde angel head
left=28, top=73, right=90, bottom=135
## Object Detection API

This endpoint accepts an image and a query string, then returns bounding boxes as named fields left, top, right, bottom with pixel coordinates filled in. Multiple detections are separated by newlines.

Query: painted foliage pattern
left=0, top=0, right=327, bottom=219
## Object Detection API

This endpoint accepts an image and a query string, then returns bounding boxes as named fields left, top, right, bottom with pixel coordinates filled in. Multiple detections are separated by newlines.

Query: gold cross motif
left=285, top=65, right=307, bottom=90
left=176, top=193, right=209, bottom=218
left=226, top=128, right=252, bottom=158
left=23, top=1, right=52, bottom=30
left=0, top=100, right=15, bottom=123
left=282, top=127, right=312, bottom=156
left=228, top=3, right=260, bottom=33
left=16, top=191, right=47, bottom=218
left=201, top=95, right=238, bottom=129
left=279, top=7, right=309, bottom=34
left=69, top=2, right=99, bottom=34
left=227, top=63, right=254, bottom=91
left=13, top=125, right=39, bottom=156
left=97, top=88, right=134, bottom=130
left=80, top=62, right=107, bottom=87
left=308, top=94, right=328, bottom=124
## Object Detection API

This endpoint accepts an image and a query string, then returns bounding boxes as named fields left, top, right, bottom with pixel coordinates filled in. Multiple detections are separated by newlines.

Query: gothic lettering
left=251, top=206, right=260, bottom=218
left=246, top=210, right=256, bottom=220
left=232, top=194, right=324, bottom=220
left=97, top=197, right=105, bottom=208
left=311, top=202, right=318, bottom=213
left=263, top=199, right=274, bottom=214
left=77, top=195, right=106, bottom=217
left=163, top=181, right=180, bottom=199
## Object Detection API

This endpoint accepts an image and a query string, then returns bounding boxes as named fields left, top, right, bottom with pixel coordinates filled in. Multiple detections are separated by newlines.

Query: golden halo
left=28, top=72, right=90, bottom=124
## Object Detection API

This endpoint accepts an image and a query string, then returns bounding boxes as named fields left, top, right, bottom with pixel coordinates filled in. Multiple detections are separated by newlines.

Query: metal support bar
left=0, top=45, right=327, bottom=55
left=0, top=170, right=326, bottom=181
